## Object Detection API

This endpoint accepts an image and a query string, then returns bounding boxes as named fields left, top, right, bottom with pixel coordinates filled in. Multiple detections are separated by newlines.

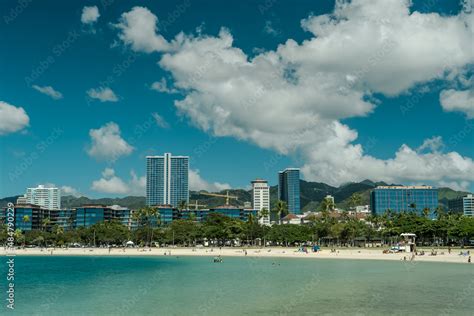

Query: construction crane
left=188, top=200, right=207, bottom=210
left=199, top=191, right=238, bottom=205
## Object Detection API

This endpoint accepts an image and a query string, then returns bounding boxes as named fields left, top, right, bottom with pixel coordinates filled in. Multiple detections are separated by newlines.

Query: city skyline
left=1, top=0, right=473, bottom=199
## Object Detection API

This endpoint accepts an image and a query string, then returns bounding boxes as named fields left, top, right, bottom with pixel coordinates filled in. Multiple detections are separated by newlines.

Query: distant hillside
left=0, top=195, right=20, bottom=207
left=2, top=181, right=471, bottom=210
left=438, top=187, right=471, bottom=208
left=61, top=196, right=146, bottom=209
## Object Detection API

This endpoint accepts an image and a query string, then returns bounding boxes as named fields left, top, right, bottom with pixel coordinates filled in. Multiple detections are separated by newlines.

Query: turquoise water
left=1, top=256, right=473, bottom=315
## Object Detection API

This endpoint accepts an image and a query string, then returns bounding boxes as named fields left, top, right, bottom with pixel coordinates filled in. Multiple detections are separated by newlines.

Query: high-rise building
left=25, top=185, right=61, bottom=210
left=370, top=186, right=438, bottom=218
left=278, top=168, right=301, bottom=214
left=251, top=179, right=270, bottom=225
left=146, top=153, right=189, bottom=207
left=16, top=195, right=27, bottom=205
left=448, top=194, right=474, bottom=217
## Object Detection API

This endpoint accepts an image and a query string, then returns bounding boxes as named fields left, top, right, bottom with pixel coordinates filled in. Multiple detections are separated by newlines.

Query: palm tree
left=14, top=229, right=25, bottom=246
left=53, top=225, right=64, bottom=236
left=422, top=207, right=430, bottom=218
left=42, top=217, right=51, bottom=232
left=275, top=200, right=288, bottom=221
left=434, top=206, right=445, bottom=220
left=177, top=200, right=187, bottom=219
left=348, top=193, right=362, bottom=213
left=22, top=215, right=30, bottom=229
left=134, top=207, right=160, bottom=246
left=259, top=208, right=270, bottom=223
left=319, top=196, right=335, bottom=212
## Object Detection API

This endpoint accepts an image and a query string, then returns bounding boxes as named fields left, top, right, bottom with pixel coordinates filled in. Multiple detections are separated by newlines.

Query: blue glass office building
left=278, top=168, right=301, bottom=214
left=370, top=186, right=438, bottom=218
left=146, top=153, right=189, bottom=207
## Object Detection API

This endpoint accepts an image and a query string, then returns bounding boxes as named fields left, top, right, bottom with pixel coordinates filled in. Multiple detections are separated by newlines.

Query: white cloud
left=115, top=1, right=474, bottom=188
left=417, top=136, right=444, bottom=153
left=87, top=122, right=134, bottom=162
left=91, top=168, right=129, bottom=194
left=437, top=180, right=470, bottom=192
left=115, top=6, right=171, bottom=53
left=189, top=169, right=231, bottom=192
left=0, top=101, right=30, bottom=135
left=87, top=87, right=118, bottom=102
left=150, top=78, right=177, bottom=94
left=32, top=85, right=63, bottom=100
left=81, top=6, right=100, bottom=24
left=152, top=112, right=170, bottom=128
left=61, top=186, right=82, bottom=197
left=439, top=88, right=474, bottom=118
left=129, top=170, right=146, bottom=195
left=91, top=168, right=146, bottom=195
left=263, top=21, right=280, bottom=36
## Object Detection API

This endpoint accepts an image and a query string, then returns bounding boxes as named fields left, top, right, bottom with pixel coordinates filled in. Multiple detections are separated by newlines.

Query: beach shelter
left=126, top=240, right=135, bottom=247
left=400, top=233, right=416, bottom=252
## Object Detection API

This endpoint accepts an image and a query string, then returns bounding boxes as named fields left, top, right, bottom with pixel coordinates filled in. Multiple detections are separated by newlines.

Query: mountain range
left=1, top=180, right=470, bottom=211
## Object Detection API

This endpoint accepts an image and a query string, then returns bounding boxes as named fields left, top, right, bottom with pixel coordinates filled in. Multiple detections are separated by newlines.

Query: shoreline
left=2, top=247, right=472, bottom=264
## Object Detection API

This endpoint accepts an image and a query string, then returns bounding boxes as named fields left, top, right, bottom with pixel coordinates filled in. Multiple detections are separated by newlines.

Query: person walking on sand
left=468, top=256, right=471, bottom=263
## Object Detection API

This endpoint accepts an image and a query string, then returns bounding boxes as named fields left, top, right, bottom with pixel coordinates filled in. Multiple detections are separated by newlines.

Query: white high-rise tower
left=252, top=179, right=270, bottom=225
left=25, top=185, right=61, bottom=209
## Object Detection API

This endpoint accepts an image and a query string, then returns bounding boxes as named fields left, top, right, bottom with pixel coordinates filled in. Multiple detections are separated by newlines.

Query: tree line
left=2, top=205, right=473, bottom=248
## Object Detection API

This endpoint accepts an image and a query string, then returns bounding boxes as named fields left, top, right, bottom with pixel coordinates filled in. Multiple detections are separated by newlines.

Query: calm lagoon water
left=1, top=255, right=473, bottom=315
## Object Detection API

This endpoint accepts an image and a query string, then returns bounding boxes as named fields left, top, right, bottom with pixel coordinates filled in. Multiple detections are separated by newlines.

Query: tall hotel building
left=25, top=185, right=61, bottom=210
left=370, top=186, right=438, bottom=217
left=278, top=168, right=301, bottom=214
left=251, top=179, right=270, bottom=225
left=146, top=153, right=189, bottom=207
left=448, top=194, right=474, bottom=217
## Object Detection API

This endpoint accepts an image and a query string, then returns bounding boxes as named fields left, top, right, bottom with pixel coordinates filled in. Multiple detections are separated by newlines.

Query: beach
left=3, top=246, right=472, bottom=264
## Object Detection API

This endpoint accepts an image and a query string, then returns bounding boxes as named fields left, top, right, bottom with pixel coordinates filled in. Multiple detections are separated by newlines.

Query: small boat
left=213, top=256, right=223, bottom=263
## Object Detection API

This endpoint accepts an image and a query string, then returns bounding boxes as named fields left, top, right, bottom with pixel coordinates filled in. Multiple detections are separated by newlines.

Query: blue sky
left=0, top=0, right=473, bottom=198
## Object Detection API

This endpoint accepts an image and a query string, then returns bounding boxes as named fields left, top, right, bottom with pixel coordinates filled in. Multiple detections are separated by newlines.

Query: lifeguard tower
left=400, top=233, right=416, bottom=253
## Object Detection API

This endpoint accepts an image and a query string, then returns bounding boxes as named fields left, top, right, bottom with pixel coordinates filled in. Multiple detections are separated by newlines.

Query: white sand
left=2, top=247, right=472, bottom=264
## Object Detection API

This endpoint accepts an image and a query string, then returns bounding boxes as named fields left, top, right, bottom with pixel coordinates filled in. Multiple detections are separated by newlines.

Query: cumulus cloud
left=150, top=78, right=177, bottom=94
left=87, top=122, right=134, bottom=161
left=81, top=6, right=100, bottom=24
left=152, top=112, right=170, bottom=128
left=115, top=1, right=474, bottom=188
left=189, top=169, right=231, bottom=192
left=417, top=136, right=444, bottom=153
left=439, top=88, right=474, bottom=118
left=0, top=101, right=30, bottom=135
left=115, top=6, right=172, bottom=53
left=91, top=168, right=146, bottom=195
left=61, top=186, right=82, bottom=197
left=86, top=87, right=118, bottom=102
left=91, top=168, right=129, bottom=194
left=32, top=85, right=63, bottom=100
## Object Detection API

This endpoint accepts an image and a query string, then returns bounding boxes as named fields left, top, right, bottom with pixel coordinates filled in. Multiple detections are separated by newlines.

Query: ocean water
left=1, top=255, right=473, bottom=315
